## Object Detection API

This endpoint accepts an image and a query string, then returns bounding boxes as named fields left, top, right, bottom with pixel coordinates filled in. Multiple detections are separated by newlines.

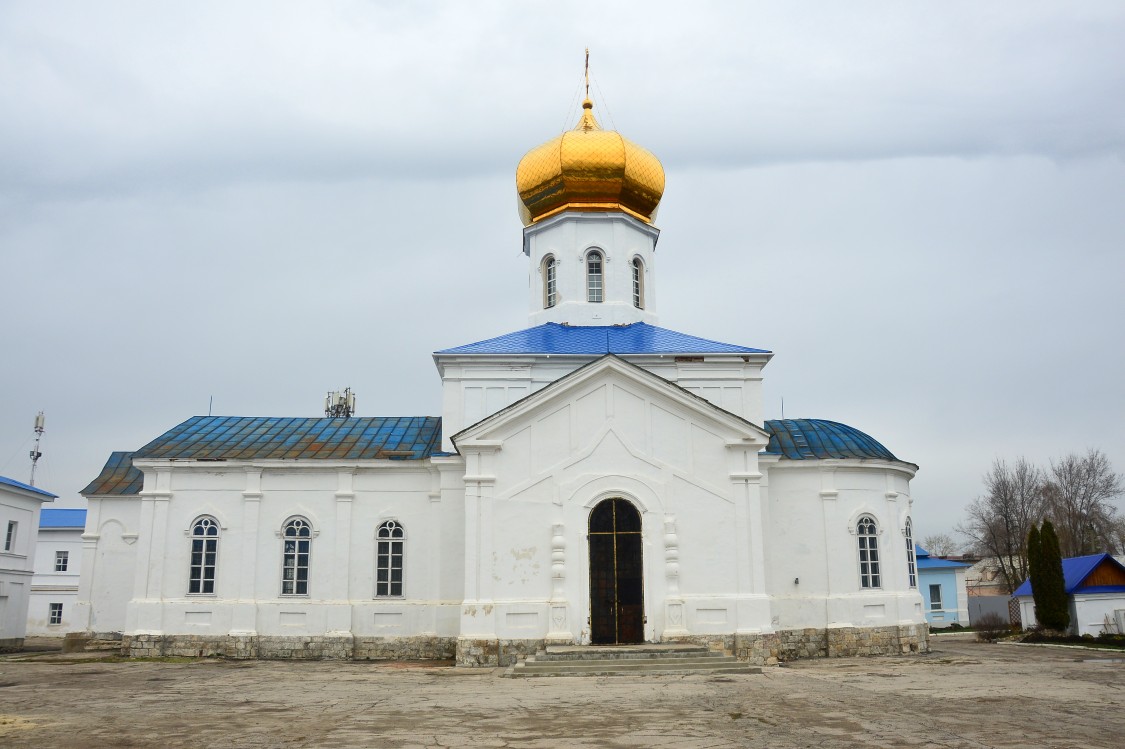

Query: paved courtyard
left=1, top=634, right=1122, bottom=748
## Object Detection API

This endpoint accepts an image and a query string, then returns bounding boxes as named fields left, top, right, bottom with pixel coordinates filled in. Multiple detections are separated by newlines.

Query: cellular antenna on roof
left=325, top=388, right=356, bottom=418
left=29, top=411, right=45, bottom=486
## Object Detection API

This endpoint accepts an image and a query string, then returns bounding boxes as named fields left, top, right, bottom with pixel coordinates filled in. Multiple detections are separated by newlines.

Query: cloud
left=1, top=1, right=1123, bottom=197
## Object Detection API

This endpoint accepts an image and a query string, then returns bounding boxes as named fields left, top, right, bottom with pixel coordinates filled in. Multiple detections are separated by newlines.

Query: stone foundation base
left=108, top=625, right=926, bottom=666
left=119, top=634, right=456, bottom=661
left=667, top=624, right=929, bottom=665
left=455, top=637, right=544, bottom=668
left=0, top=637, right=25, bottom=652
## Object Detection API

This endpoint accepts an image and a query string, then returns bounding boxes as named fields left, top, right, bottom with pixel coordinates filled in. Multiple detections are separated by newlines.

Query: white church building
left=74, top=93, right=928, bottom=666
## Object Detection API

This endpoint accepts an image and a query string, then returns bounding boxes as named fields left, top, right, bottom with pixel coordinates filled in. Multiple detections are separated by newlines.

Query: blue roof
left=0, top=475, right=57, bottom=499
left=917, top=555, right=971, bottom=570
left=763, top=419, right=905, bottom=463
left=81, top=451, right=143, bottom=496
left=1013, top=553, right=1125, bottom=596
left=437, top=322, right=770, bottom=356
left=131, top=416, right=442, bottom=461
left=39, top=508, right=87, bottom=529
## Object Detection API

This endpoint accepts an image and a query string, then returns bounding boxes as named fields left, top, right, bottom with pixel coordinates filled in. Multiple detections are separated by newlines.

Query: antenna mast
left=325, top=388, right=356, bottom=418
left=29, top=411, right=45, bottom=486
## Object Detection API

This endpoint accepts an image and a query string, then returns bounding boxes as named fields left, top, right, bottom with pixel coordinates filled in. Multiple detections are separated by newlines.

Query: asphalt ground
left=1, top=634, right=1122, bottom=748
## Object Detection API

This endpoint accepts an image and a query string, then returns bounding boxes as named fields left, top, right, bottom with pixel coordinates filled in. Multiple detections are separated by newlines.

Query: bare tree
left=921, top=533, right=959, bottom=556
left=1043, top=449, right=1124, bottom=557
left=956, top=458, right=1046, bottom=593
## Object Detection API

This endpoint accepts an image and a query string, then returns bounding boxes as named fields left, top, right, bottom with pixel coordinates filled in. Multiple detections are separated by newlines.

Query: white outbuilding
left=74, top=94, right=928, bottom=665
left=1, top=476, right=57, bottom=648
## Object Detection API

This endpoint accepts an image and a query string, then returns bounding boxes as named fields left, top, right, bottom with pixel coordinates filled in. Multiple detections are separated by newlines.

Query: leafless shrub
left=975, top=612, right=1009, bottom=642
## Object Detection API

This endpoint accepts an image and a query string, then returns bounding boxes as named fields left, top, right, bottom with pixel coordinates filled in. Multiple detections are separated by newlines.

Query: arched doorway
left=588, top=498, right=644, bottom=644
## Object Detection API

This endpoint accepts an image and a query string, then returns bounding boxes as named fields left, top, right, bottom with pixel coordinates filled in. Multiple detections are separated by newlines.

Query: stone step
left=507, top=657, right=760, bottom=678
left=506, top=644, right=762, bottom=677
left=519, top=656, right=740, bottom=671
left=531, top=647, right=722, bottom=662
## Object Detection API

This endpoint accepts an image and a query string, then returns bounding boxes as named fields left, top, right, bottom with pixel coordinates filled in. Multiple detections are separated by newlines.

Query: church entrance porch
left=587, top=498, right=644, bottom=645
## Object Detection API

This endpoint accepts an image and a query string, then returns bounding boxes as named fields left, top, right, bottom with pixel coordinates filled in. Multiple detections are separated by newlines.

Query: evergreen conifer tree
left=1027, top=523, right=1044, bottom=624
left=1038, top=520, right=1070, bottom=631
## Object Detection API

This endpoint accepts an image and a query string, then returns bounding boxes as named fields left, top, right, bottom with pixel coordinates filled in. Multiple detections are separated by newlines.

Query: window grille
left=282, top=518, right=312, bottom=596
left=544, top=256, right=557, bottom=308
left=632, top=258, right=644, bottom=308
left=49, top=603, right=63, bottom=625
left=857, top=515, right=881, bottom=588
left=587, top=251, right=603, bottom=303
left=376, top=520, right=405, bottom=597
left=54, top=550, right=69, bottom=572
left=904, top=518, right=917, bottom=588
left=189, top=517, right=219, bottom=594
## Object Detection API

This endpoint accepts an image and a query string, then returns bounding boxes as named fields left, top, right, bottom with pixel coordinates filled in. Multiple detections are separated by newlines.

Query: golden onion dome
left=516, top=98, right=665, bottom=226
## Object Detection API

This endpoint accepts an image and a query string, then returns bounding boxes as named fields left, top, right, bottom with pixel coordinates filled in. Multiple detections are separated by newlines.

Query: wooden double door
left=588, top=498, right=644, bottom=645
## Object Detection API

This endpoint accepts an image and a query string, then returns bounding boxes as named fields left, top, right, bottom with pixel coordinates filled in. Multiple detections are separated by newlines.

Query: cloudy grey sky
left=1, top=1, right=1122, bottom=542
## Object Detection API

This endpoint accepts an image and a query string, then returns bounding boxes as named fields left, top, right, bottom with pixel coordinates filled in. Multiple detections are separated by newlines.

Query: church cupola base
left=524, top=211, right=660, bottom=328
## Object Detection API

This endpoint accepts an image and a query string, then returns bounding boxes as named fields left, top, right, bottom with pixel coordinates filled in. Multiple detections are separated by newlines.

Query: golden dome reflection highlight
left=515, top=97, right=666, bottom=227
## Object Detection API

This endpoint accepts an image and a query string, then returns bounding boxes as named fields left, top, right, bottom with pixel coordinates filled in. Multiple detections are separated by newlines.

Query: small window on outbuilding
left=54, top=550, right=69, bottom=572
left=49, top=603, right=63, bottom=625
left=929, top=584, right=943, bottom=611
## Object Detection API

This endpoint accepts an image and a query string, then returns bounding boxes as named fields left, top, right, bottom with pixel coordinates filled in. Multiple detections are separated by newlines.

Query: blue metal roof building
left=437, top=322, right=771, bottom=356
left=916, top=545, right=971, bottom=628
left=1012, top=553, right=1125, bottom=597
left=1013, top=553, right=1125, bottom=636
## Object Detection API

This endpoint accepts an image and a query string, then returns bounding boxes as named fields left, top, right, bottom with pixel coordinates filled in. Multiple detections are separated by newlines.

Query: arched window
left=376, top=520, right=405, bottom=597
left=282, top=517, right=312, bottom=596
left=904, top=517, right=917, bottom=588
left=586, top=250, right=603, bottom=303
left=543, top=255, right=557, bottom=308
left=631, top=257, right=644, bottom=309
left=857, top=515, right=881, bottom=589
left=189, top=516, right=219, bottom=595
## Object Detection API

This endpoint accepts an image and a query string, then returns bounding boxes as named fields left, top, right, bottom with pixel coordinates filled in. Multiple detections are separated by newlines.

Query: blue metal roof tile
left=0, top=474, right=58, bottom=499
left=437, top=322, right=770, bottom=356
left=763, top=419, right=903, bottom=462
left=39, top=508, right=87, bottom=529
left=81, top=452, right=144, bottom=496
left=917, top=557, right=971, bottom=570
left=131, top=416, right=442, bottom=462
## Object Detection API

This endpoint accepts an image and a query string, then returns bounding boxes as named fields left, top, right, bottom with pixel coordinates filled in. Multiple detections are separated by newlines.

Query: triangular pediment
left=451, top=354, right=768, bottom=451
